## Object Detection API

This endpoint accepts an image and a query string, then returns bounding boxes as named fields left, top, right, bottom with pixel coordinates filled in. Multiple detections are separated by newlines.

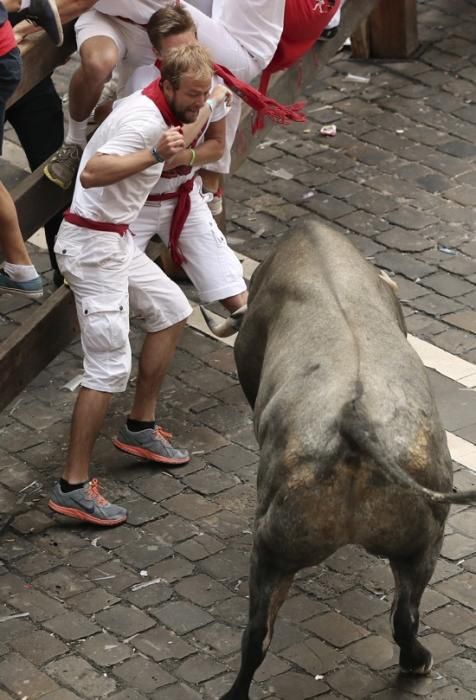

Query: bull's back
left=241, top=221, right=451, bottom=566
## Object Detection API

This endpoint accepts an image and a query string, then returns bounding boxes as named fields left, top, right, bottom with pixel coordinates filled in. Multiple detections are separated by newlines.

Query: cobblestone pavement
left=1, top=0, right=476, bottom=698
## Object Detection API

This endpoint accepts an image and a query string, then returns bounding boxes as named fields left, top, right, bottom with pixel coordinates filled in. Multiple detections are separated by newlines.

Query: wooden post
left=367, top=0, right=418, bottom=59
left=351, top=20, right=371, bottom=60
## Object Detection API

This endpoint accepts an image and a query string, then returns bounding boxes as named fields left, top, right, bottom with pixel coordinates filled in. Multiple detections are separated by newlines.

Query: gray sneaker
left=48, top=479, right=127, bottom=526
left=113, top=424, right=190, bottom=465
left=44, top=143, right=83, bottom=190
left=0, top=270, right=43, bottom=299
left=19, top=0, right=63, bottom=46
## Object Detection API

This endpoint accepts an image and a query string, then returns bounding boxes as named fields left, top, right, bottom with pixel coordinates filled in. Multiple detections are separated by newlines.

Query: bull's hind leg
left=221, top=546, right=294, bottom=700
left=389, top=539, right=442, bottom=675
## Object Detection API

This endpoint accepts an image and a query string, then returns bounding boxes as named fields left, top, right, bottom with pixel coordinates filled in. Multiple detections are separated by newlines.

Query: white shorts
left=130, top=181, right=246, bottom=303
left=54, top=221, right=192, bottom=393
left=75, top=10, right=155, bottom=96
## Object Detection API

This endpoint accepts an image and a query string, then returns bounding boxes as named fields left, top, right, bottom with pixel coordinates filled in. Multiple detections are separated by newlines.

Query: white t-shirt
left=94, top=0, right=167, bottom=24
left=71, top=91, right=166, bottom=224
left=125, top=64, right=228, bottom=195
left=212, top=0, right=285, bottom=65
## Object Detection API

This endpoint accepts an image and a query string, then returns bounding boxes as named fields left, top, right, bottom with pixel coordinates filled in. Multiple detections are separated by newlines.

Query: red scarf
left=142, top=79, right=191, bottom=265
left=257, top=0, right=340, bottom=129
left=154, top=57, right=306, bottom=137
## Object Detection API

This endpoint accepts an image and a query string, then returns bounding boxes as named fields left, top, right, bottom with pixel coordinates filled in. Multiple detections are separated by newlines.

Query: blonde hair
left=161, top=44, right=214, bottom=89
left=147, top=4, right=197, bottom=51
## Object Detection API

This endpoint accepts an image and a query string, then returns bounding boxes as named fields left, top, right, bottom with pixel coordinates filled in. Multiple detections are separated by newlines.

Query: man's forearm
left=80, top=150, right=158, bottom=189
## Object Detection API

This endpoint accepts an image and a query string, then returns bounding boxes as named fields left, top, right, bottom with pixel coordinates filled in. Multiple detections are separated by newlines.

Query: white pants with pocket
left=130, top=181, right=246, bottom=303
left=55, top=221, right=192, bottom=393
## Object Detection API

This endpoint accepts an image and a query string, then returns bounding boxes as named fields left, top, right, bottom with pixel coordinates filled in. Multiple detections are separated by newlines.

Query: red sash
left=153, top=54, right=305, bottom=136
left=64, top=210, right=128, bottom=235
left=142, top=80, right=191, bottom=265
left=146, top=179, right=195, bottom=263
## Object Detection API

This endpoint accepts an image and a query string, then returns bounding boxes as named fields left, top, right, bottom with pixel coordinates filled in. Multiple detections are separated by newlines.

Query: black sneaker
left=19, top=0, right=63, bottom=47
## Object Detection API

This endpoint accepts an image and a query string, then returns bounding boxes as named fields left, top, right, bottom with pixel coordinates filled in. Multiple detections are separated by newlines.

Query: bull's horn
left=379, top=269, right=398, bottom=292
left=200, top=304, right=247, bottom=338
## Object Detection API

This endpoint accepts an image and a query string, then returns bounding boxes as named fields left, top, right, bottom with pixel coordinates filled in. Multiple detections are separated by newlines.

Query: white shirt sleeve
left=98, top=116, right=164, bottom=159
left=124, top=65, right=160, bottom=98
left=211, top=99, right=230, bottom=122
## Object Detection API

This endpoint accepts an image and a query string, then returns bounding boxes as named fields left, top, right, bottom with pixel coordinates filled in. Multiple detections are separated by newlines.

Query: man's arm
left=180, top=83, right=231, bottom=146
left=165, top=116, right=226, bottom=170
left=80, top=126, right=185, bottom=189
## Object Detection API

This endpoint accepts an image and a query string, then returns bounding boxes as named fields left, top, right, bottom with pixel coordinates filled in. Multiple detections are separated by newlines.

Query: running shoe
left=44, top=143, right=83, bottom=190
left=48, top=479, right=127, bottom=526
left=113, top=424, right=190, bottom=465
left=19, top=0, right=63, bottom=47
left=0, top=270, right=43, bottom=299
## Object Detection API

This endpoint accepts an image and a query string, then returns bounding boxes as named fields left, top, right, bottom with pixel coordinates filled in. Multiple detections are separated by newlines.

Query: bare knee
left=79, top=38, right=118, bottom=85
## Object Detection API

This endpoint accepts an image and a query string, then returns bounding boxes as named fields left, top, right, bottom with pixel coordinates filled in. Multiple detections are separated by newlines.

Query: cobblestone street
left=1, top=0, right=476, bottom=698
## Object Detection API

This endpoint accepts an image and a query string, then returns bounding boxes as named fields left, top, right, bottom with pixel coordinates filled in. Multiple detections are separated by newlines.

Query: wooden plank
left=11, top=160, right=73, bottom=240
left=351, top=20, right=371, bottom=60
left=0, top=286, right=78, bottom=414
left=368, top=0, right=418, bottom=59
left=7, top=22, right=76, bottom=108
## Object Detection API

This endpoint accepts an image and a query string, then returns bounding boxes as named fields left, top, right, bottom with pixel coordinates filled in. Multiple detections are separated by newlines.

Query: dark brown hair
left=147, top=4, right=197, bottom=51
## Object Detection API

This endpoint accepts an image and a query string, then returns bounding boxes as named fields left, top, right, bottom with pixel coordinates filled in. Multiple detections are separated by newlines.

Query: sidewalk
left=0, top=1, right=476, bottom=698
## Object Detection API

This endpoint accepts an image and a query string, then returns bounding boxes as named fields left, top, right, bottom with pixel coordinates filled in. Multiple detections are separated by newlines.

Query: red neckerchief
left=142, top=78, right=182, bottom=127
left=153, top=57, right=306, bottom=136
left=142, top=76, right=194, bottom=266
left=150, top=60, right=207, bottom=177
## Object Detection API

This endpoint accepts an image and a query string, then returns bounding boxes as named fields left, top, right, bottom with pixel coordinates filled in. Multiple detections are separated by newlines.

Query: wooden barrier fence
left=0, top=0, right=417, bottom=413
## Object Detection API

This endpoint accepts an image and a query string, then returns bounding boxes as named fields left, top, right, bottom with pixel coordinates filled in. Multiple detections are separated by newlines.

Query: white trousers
left=55, top=222, right=192, bottom=393
left=131, top=181, right=246, bottom=304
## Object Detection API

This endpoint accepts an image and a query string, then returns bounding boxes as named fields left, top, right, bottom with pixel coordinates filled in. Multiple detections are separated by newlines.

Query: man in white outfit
left=127, top=5, right=247, bottom=315
left=47, top=45, right=231, bottom=527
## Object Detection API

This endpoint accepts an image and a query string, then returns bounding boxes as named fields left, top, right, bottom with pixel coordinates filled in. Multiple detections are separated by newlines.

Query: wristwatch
left=151, top=146, right=165, bottom=163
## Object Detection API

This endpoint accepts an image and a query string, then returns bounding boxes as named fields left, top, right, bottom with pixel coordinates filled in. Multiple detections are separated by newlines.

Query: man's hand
left=14, top=19, right=41, bottom=44
left=210, top=84, right=233, bottom=108
left=155, top=126, right=186, bottom=161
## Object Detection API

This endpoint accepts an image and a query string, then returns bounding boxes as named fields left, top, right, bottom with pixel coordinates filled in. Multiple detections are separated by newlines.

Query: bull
left=202, top=219, right=476, bottom=700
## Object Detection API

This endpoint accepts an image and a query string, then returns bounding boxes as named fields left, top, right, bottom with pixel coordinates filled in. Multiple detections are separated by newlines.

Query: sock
left=60, top=478, right=88, bottom=492
left=20, top=0, right=31, bottom=9
left=66, top=117, right=88, bottom=147
left=127, top=418, right=156, bottom=433
left=3, top=262, right=39, bottom=282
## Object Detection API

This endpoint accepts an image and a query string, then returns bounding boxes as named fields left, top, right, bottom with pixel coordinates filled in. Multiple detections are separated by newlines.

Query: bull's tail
left=340, top=399, right=476, bottom=506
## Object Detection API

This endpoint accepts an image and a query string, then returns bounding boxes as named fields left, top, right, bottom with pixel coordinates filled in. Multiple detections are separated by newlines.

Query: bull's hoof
left=399, top=644, right=433, bottom=676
